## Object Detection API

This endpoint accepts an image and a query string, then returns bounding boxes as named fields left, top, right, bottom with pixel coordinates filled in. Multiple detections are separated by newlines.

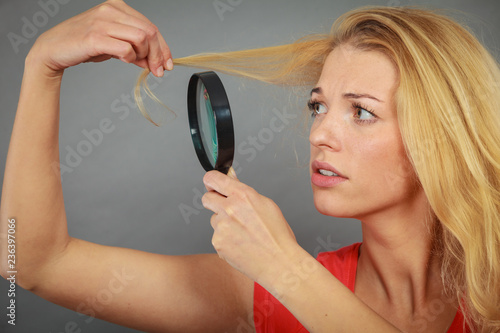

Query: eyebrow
left=310, top=87, right=384, bottom=103
left=310, top=87, right=322, bottom=96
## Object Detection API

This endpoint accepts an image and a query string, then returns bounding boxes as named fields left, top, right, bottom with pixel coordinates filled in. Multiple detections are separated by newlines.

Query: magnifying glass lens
left=197, top=82, right=218, bottom=166
left=188, top=71, right=234, bottom=174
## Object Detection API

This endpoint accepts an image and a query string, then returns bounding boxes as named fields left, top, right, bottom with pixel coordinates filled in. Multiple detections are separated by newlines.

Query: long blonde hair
left=136, top=6, right=500, bottom=332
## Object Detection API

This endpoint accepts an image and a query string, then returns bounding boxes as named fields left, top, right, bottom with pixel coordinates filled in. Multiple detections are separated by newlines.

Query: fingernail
left=166, top=58, right=173, bottom=71
left=228, top=167, right=237, bottom=178
left=156, top=66, right=164, bottom=77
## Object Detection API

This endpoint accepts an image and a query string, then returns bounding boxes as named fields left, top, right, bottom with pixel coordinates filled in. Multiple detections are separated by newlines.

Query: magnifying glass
left=187, top=71, right=234, bottom=175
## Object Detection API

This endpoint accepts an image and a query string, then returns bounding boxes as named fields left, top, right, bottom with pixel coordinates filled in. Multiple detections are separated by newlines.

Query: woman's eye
left=356, top=108, right=374, bottom=120
left=308, top=101, right=327, bottom=117
left=353, top=104, right=377, bottom=124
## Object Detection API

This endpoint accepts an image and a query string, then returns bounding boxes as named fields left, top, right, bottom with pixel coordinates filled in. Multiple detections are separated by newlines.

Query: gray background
left=0, top=0, right=498, bottom=332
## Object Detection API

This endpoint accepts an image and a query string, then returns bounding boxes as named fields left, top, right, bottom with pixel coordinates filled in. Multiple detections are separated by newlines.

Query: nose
left=309, top=114, right=342, bottom=152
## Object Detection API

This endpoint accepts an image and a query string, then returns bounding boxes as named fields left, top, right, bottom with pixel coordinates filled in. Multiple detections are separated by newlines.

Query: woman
left=1, top=0, right=499, bottom=332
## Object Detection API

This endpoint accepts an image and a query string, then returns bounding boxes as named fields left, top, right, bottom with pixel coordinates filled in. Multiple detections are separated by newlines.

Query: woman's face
left=309, top=44, right=422, bottom=220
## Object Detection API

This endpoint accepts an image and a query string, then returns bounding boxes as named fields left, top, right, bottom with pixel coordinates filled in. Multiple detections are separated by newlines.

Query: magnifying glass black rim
left=188, top=71, right=234, bottom=174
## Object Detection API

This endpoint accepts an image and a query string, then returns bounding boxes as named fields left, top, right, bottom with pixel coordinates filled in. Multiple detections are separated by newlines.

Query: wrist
left=257, top=245, right=319, bottom=301
left=25, top=43, right=64, bottom=82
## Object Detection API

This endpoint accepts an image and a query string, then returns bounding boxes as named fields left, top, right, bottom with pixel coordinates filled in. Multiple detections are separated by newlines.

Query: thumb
left=228, top=166, right=238, bottom=180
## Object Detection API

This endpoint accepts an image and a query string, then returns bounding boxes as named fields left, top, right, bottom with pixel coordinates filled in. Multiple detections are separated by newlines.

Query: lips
left=311, top=160, right=348, bottom=187
left=311, top=160, right=347, bottom=178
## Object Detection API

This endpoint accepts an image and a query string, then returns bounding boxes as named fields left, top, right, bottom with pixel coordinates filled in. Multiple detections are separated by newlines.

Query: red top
left=254, top=242, right=469, bottom=332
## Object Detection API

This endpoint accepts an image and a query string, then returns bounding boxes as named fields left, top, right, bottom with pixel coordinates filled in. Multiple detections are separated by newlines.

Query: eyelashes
left=307, top=99, right=378, bottom=124
left=307, top=100, right=323, bottom=116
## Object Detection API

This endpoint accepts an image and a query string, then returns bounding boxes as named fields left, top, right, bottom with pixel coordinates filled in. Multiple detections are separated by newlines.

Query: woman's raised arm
left=0, top=1, right=253, bottom=332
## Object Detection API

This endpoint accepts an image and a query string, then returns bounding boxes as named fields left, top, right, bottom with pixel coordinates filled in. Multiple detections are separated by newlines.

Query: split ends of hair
left=134, top=68, right=175, bottom=127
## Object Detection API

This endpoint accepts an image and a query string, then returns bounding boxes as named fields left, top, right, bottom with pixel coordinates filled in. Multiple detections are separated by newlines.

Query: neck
left=356, top=194, right=446, bottom=312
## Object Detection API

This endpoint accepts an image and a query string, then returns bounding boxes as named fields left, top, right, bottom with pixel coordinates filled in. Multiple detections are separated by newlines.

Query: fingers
left=228, top=167, right=238, bottom=180
left=92, top=35, right=139, bottom=64
left=118, top=15, right=164, bottom=75
left=98, top=1, right=172, bottom=76
left=203, top=170, right=245, bottom=197
left=103, top=22, right=149, bottom=59
left=210, top=213, right=218, bottom=231
left=201, top=170, right=250, bottom=220
left=202, top=191, right=226, bottom=215
left=113, top=6, right=172, bottom=71
left=202, top=170, right=257, bottom=231
left=157, top=31, right=173, bottom=70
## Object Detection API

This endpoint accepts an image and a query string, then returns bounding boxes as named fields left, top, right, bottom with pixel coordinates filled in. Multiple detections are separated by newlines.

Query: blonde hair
left=136, top=6, right=500, bottom=332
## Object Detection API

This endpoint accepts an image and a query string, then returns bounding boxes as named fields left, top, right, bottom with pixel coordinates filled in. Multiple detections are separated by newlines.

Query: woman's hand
left=202, top=168, right=301, bottom=286
left=29, top=0, right=171, bottom=77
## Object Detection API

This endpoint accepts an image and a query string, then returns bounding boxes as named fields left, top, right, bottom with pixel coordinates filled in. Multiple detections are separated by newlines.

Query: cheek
left=350, top=133, right=415, bottom=196
left=383, top=154, right=416, bottom=195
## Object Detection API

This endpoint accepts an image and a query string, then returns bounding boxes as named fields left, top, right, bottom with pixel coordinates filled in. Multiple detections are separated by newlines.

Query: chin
left=312, top=189, right=382, bottom=219
left=313, top=195, right=356, bottom=218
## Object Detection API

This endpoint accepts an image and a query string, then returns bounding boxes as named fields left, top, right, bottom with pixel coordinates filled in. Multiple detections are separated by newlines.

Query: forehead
left=315, top=45, right=398, bottom=100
